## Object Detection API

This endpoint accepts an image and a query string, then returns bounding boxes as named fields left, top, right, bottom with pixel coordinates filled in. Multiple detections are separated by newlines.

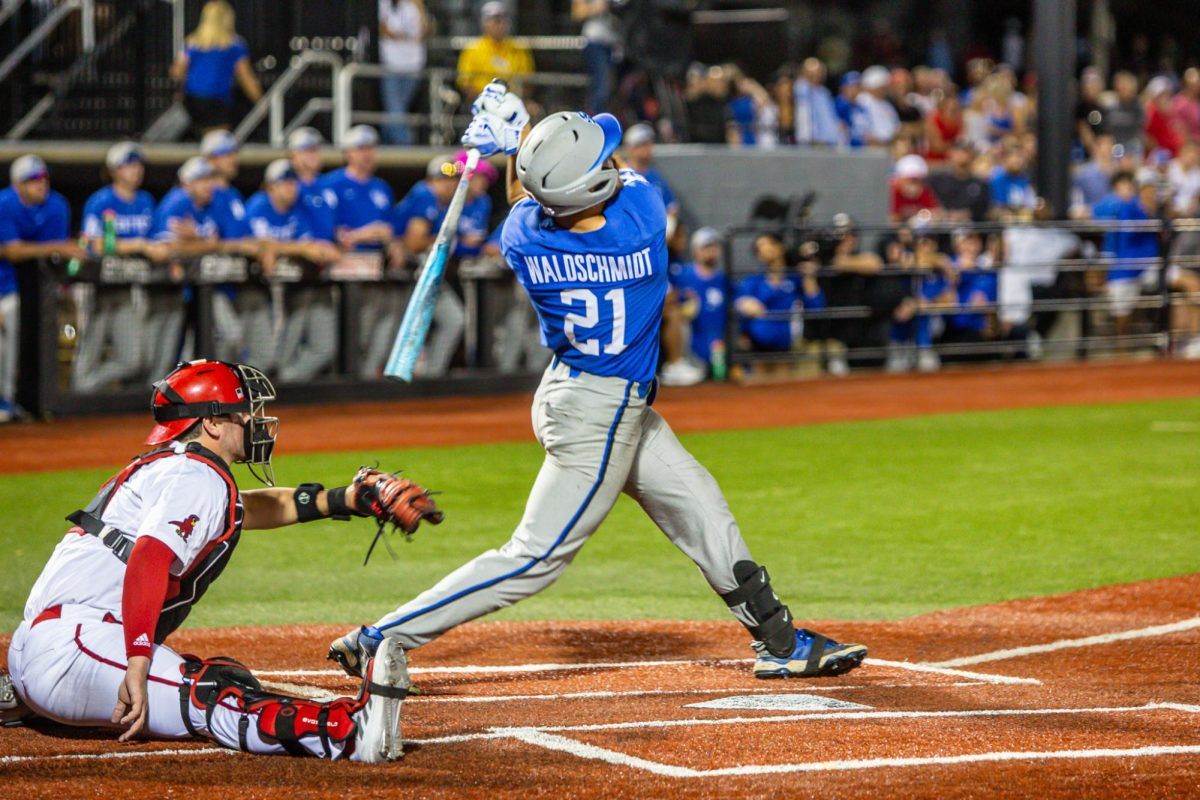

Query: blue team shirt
left=151, top=186, right=224, bottom=240
left=319, top=168, right=394, bottom=251
left=640, top=167, right=677, bottom=213
left=210, top=184, right=250, bottom=238
left=0, top=186, right=71, bottom=295
left=736, top=272, right=799, bottom=350
left=951, top=266, right=998, bottom=332
left=245, top=191, right=312, bottom=241
left=500, top=170, right=668, bottom=384
left=81, top=185, right=156, bottom=240
left=456, top=193, right=493, bottom=258
left=184, top=39, right=249, bottom=104
left=393, top=181, right=447, bottom=239
left=670, top=262, right=728, bottom=362
left=990, top=169, right=1037, bottom=210
left=834, top=95, right=869, bottom=148
left=298, top=176, right=334, bottom=242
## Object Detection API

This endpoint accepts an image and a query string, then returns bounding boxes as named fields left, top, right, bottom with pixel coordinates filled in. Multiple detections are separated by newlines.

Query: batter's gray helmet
left=515, top=111, right=624, bottom=217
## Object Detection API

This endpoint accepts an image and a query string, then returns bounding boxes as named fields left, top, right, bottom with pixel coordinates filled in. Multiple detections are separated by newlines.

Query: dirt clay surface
left=3, top=576, right=1199, bottom=798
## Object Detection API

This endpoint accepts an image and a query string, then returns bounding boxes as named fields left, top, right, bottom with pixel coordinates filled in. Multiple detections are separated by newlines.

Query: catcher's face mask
left=234, top=364, right=279, bottom=487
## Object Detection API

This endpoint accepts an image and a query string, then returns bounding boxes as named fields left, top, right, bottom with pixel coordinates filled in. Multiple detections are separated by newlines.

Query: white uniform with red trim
left=6, top=441, right=355, bottom=758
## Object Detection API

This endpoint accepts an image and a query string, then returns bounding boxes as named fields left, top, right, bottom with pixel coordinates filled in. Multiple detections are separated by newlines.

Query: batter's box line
left=492, top=703, right=1200, bottom=777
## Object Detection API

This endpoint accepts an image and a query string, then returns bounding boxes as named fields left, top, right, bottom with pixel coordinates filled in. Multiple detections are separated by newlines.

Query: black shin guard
left=721, top=561, right=796, bottom=658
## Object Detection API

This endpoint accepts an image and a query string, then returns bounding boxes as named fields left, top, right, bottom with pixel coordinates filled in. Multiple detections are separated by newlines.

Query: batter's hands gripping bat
left=384, top=147, right=481, bottom=381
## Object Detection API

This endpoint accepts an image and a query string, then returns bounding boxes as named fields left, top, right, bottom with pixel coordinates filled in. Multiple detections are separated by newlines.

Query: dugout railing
left=719, top=218, right=1198, bottom=374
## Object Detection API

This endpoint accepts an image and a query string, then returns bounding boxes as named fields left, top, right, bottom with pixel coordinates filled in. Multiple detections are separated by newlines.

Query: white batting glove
left=461, top=115, right=503, bottom=157
left=470, top=79, right=529, bottom=155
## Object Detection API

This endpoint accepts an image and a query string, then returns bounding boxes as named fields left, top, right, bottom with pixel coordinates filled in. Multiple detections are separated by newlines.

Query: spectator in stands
left=772, top=63, right=797, bottom=145
left=997, top=198, right=1080, bottom=357
left=1072, top=133, right=1120, bottom=211
left=890, top=154, right=942, bottom=224
left=858, top=66, right=900, bottom=146
left=378, top=0, right=430, bottom=146
left=456, top=2, right=534, bottom=102
left=622, top=123, right=681, bottom=247
left=725, top=65, right=779, bottom=148
left=0, top=156, right=82, bottom=421
left=990, top=146, right=1038, bottom=215
left=169, top=0, right=263, bottom=136
left=393, top=154, right=465, bottom=377
left=454, top=150, right=498, bottom=259
left=1102, top=169, right=1162, bottom=341
left=792, top=57, right=839, bottom=146
left=685, top=64, right=732, bottom=145
left=923, top=90, right=964, bottom=161
left=669, top=227, right=728, bottom=379
left=71, top=143, right=162, bottom=394
left=1173, top=68, right=1200, bottom=143
left=886, top=231, right=952, bottom=373
left=1075, top=67, right=1106, bottom=158
left=1143, top=76, right=1184, bottom=158
left=889, top=68, right=925, bottom=143
left=246, top=159, right=341, bottom=383
left=735, top=232, right=805, bottom=375
left=572, top=0, right=620, bottom=114
left=834, top=71, right=868, bottom=149
left=944, top=229, right=999, bottom=350
left=1169, top=140, right=1200, bottom=217
left=1105, top=71, right=1145, bottom=157
left=287, top=127, right=335, bottom=242
left=979, top=69, right=1029, bottom=144
left=319, top=125, right=398, bottom=378
left=928, top=141, right=990, bottom=222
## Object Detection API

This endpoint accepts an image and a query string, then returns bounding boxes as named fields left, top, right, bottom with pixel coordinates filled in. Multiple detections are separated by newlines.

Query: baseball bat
left=384, top=148, right=481, bottom=381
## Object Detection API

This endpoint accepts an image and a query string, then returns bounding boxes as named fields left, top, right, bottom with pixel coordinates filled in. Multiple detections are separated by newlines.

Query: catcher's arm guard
left=352, top=467, right=444, bottom=565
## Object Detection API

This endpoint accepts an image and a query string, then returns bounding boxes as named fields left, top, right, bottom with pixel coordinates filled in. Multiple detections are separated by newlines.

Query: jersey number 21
left=561, top=288, right=626, bottom=356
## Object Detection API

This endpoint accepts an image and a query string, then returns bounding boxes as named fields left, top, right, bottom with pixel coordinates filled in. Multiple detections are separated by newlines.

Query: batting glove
left=461, top=114, right=503, bottom=157
left=470, top=79, right=529, bottom=155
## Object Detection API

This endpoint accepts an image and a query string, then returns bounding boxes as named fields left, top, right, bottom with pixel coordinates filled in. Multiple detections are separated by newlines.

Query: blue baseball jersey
left=736, top=272, right=798, bottom=351
left=500, top=170, right=668, bottom=384
left=245, top=191, right=312, bottom=242
left=319, top=168, right=394, bottom=251
left=640, top=167, right=677, bottom=213
left=456, top=193, right=493, bottom=258
left=951, top=266, right=997, bottom=332
left=81, top=185, right=156, bottom=240
left=670, top=262, right=728, bottom=362
left=298, top=176, right=335, bottom=242
left=211, top=184, right=250, bottom=238
left=0, top=186, right=71, bottom=295
left=393, top=181, right=447, bottom=238
left=151, top=187, right=223, bottom=241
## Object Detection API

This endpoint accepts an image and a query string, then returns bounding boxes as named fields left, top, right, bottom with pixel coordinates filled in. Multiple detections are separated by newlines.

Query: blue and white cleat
left=328, top=625, right=383, bottom=678
left=753, top=628, right=867, bottom=679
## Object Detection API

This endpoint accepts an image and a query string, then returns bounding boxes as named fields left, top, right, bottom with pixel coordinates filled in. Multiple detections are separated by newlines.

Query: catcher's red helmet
left=146, top=360, right=279, bottom=484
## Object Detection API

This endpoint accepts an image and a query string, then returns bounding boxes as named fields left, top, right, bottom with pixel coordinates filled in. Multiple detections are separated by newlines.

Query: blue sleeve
left=0, top=201, right=18, bottom=244
left=82, top=192, right=104, bottom=238
left=233, top=39, right=249, bottom=62
left=735, top=275, right=758, bottom=302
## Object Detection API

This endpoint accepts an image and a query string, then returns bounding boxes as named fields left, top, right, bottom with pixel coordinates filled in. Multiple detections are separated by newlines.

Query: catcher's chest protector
left=68, top=442, right=244, bottom=642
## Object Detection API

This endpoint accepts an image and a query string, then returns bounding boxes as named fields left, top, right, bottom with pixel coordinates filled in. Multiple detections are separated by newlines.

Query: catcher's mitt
left=353, top=467, right=444, bottom=564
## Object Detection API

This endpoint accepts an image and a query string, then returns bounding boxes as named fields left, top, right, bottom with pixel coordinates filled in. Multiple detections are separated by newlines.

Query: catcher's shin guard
left=179, top=656, right=359, bottom=758
left=721, top=561, right=796, bottom=658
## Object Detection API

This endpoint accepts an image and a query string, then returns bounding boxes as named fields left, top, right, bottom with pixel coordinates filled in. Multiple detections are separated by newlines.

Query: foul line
left=506, top=732, right=1200, bottom=777
left=926, top=616, right=1200, bottom=668
left=0, top=747, right=229, bottom=765
left=864, top=658, right=1038, bottom=685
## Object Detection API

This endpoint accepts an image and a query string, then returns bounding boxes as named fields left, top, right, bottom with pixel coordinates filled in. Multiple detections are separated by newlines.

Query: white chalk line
left=0, top=747, right=230, bottom=765
left=927, top=616, right=1200, bottom=668
left=259, top=657, right=1034, bottom=685
left=505, top=732, right=1200, bottom=778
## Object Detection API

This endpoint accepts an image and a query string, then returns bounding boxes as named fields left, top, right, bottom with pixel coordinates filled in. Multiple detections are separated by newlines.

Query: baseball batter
left=331, top=83, right=867, bottom=684
left=2, top=360, right=441, bottom=761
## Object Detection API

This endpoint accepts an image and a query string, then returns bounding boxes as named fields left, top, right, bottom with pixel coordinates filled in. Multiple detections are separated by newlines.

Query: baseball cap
left=690, top=227, right=722, bottom=250
left=178, top=156, right=214, bottom=183
left=455, top=149, right=499, bottom=183
left=343, top=125, right=379, bottom=150
left=480, top=1, right=507, bottom=19
left=264, top=158, right=298, bottom=184
left=895, top=153, right=929, bottom=180
left=1135, top=166, right=1159, bottom=187
left=10, top=154, right=48, bottom=184
left=105, top=141, right=143, bottom=170
left=840, top=70, right=862, bottom=88
left=287, top=126, right=323, bottom=152
left=1146, top=75, right=1174, bottom=98
left=862, top=65, right=890, bottom=90
left=427, top=153, right=459, bottom=180
left=200, top=129, right=240, bottom=158
left=623, top=123, right=655, bottom=148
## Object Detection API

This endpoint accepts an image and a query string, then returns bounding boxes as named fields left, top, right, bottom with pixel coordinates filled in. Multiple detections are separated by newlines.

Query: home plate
left=685, top=694, right=873, bottom=711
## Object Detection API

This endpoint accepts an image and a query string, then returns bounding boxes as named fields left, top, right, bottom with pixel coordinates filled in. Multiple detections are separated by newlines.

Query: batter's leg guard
left=721, top=561, right=797, bottom=658
left=0, top=669, right=31, bottom=728
left=179, top=656, right=360, bottom=758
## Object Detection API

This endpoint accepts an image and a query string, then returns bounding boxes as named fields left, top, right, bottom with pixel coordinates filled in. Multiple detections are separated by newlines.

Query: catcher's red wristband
left=122, top=537, right=174, bottom=659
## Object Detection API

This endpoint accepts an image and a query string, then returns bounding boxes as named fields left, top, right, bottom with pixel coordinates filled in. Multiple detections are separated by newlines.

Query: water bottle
left=66, top=236, right=89, bottom=277
left=102, top=210, right=117, bottom=255
left=710, top=339, right=727, bottom=381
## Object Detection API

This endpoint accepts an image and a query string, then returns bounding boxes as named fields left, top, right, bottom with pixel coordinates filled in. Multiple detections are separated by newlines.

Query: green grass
left=2, top=397, right=1198, bottom=632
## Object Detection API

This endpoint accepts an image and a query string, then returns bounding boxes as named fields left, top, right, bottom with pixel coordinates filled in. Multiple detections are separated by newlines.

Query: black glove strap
left=294, top=483, right=329, bottom=523
left=327, top=486, right=365, bottom=520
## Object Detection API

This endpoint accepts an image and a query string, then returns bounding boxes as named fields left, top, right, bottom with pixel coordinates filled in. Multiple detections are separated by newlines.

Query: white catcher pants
left=371, top=359, right=755, bottom=649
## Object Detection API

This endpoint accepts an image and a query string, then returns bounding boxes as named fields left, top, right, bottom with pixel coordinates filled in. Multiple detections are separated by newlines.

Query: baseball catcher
left=1, top=360, right=441, bottom=761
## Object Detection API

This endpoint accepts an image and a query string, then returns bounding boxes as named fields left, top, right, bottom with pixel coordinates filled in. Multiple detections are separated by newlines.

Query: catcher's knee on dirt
left=721, top=561, right=795, bottom=658
left=179, top=656, right=358, bottom=757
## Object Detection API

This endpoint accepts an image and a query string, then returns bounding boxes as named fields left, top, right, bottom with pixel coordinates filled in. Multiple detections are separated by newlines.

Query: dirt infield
left=2, top=574, right=1199, bottom=798
left=1, top=359, right=1198, bottom=474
